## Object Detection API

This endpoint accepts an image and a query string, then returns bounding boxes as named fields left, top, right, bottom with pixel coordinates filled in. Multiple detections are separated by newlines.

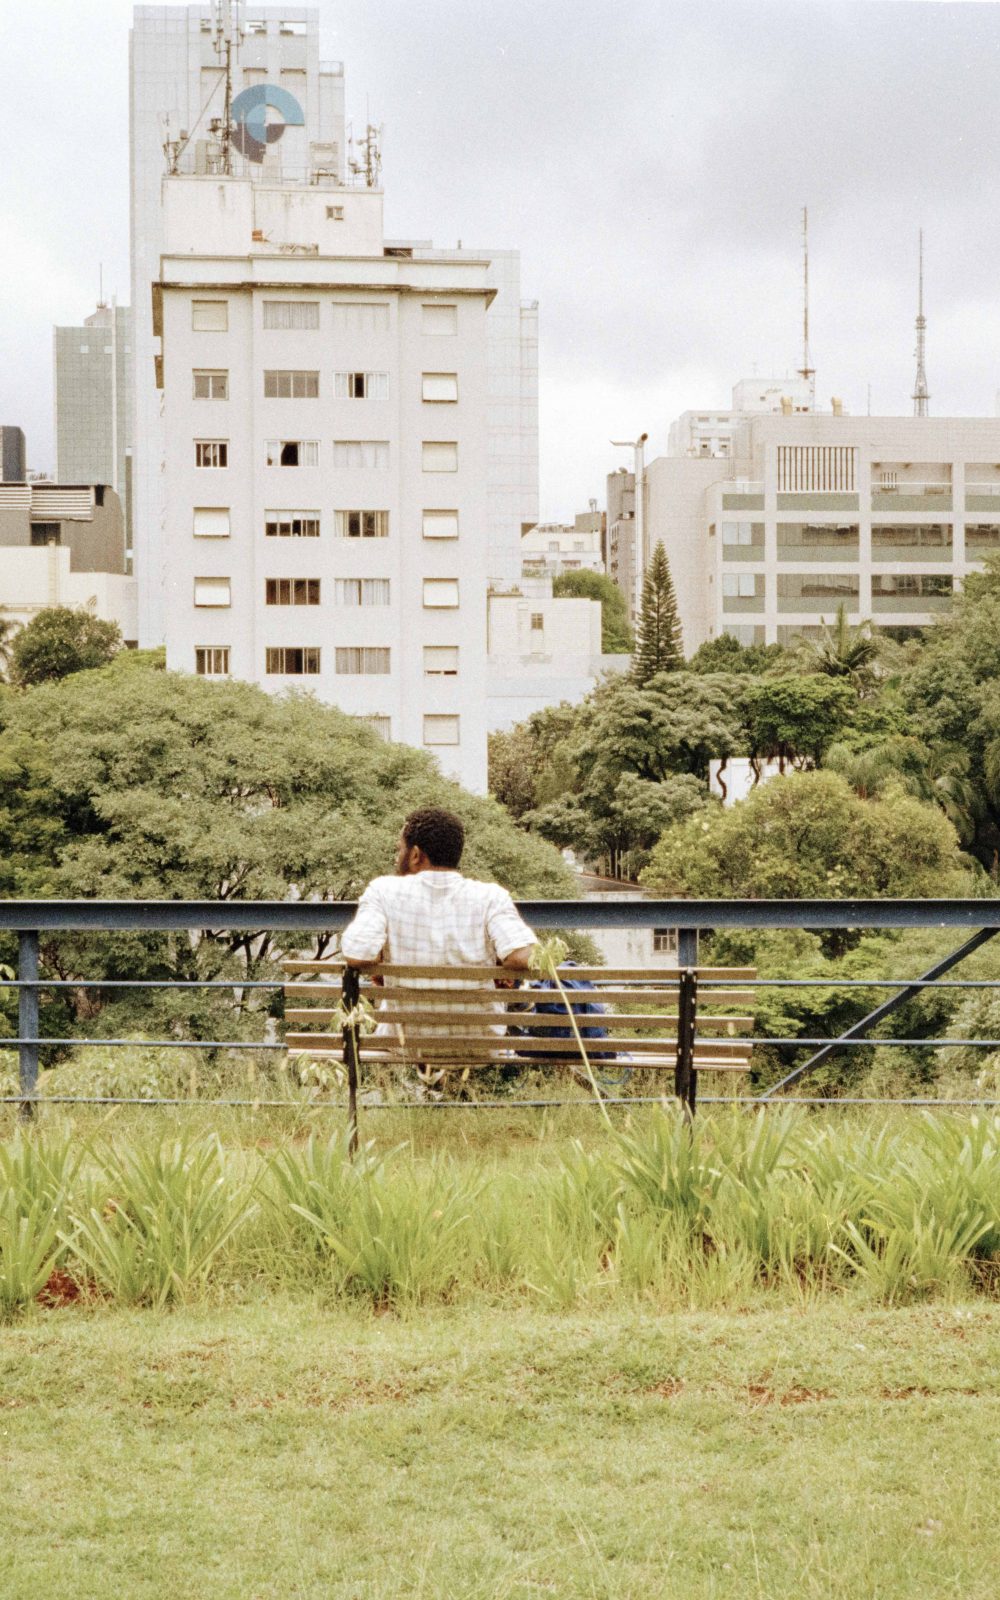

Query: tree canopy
left=8, top=607, right=122, bottom=686
left=552, top=568, right=633, bottom=654
left=0, top=657, right=577, bottom=1052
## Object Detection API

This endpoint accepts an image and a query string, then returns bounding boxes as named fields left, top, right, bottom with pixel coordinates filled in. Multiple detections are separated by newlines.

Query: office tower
left=0, top=427, right=27, bottom=482
left=54, top=303, right=133, bottom=546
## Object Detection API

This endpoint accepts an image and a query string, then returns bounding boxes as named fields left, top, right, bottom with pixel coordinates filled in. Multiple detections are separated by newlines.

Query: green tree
left=10, top=607, right=122, bottom=687
left=631, top=542, right=683, bottom=684
left=640, top=769, right=974, bottom=903
left=0, top=657, right=577, bottom=1052
left=745, top=674, right=856, bottom=769
left=687, top=634, right=789, bottom=676
left=552, top=568, right=633, bottom=654
left=799, top=604, right=880, bottom=693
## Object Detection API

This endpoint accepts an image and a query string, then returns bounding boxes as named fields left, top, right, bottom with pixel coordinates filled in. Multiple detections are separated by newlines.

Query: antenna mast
left=212, top=0, right=241, bottom=175
left=798, top=206, right=815, bottom=407
left=913, top=229, right=930, bottom=417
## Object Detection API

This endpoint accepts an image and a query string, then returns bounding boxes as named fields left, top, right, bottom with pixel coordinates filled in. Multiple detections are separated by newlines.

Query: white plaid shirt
left=341, top=871, right=536, bottom=975
left=341, top=872, right=536, bottom=1043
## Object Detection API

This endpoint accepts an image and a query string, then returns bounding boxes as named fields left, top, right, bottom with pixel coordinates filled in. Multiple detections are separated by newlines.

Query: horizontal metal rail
left=3, top=898, right=1000, bottom=1121
left=2, top=896, right=1000, bottom=931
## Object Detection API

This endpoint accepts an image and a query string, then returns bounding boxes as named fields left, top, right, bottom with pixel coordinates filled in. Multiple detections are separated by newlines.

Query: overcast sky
left=3, top=0, right=1000, bottom=516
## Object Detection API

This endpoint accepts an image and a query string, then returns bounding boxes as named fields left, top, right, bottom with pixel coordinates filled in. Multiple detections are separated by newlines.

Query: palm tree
left=802, top=604, right=879, bottom=692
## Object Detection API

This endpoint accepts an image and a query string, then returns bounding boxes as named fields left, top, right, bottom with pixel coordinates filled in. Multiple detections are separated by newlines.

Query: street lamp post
left=610, top=432, right=648, bottom=623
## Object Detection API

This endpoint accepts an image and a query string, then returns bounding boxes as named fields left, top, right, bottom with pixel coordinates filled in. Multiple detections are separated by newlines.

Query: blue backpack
left=521, top=965, right=613, bottom=1060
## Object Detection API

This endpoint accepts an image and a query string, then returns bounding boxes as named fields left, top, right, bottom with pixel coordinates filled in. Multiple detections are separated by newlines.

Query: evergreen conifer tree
left=631, top=541, right=683, bottom=683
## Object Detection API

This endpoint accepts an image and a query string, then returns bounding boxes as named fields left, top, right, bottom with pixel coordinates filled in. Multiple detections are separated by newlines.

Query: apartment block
left=155, top=175, right=492, bottom=788
left=647, top=412, right=1000, bottom=653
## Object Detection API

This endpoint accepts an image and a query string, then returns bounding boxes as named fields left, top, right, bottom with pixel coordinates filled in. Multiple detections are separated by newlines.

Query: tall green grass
left=4, top=1108, right=1000, bottom=1319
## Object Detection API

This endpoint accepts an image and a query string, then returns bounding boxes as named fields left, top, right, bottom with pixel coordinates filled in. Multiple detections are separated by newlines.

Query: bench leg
left=341, top=965, right=361, bottom=1157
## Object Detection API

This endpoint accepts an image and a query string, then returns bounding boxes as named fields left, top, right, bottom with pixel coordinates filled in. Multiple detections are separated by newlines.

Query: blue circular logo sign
left=231, top=84, right=305, bottom=163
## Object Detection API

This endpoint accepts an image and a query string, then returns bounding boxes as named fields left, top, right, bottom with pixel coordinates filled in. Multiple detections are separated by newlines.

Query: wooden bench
left=280, top=960, right=757, bottom=1132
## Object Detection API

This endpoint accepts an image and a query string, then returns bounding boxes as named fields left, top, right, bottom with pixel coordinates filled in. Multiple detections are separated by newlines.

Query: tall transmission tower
left=913, top=229, right=930, bottom=417
left=797, top=206, right=815, bottom=407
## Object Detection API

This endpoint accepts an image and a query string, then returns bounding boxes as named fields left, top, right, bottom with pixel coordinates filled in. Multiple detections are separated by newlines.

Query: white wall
left=0, top=547, right=138, bottom=640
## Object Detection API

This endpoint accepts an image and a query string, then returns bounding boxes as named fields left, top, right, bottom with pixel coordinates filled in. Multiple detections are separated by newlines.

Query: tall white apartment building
left=647, top=412, right=1000, bottom=654
left=156, top=175, right=494, bottom=789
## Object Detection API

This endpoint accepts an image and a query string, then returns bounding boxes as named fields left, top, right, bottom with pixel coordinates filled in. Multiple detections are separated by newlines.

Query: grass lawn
left=3, top=1299, right=1000, bottom=1599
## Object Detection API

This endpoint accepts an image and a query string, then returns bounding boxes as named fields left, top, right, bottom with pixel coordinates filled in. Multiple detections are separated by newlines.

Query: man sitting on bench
left=340, top=807, right=537, bottom=1054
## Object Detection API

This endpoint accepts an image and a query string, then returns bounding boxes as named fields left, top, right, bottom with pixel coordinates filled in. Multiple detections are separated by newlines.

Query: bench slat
left=283, top=982, right=755, bottom=1007
left=286, top=1045, right=752, bottom=1073
left=281, top=960, right=756, bottom=982
left=285, top=1031, right=753, bottom=1058
left=284, top=1008, right=754, bottom=1034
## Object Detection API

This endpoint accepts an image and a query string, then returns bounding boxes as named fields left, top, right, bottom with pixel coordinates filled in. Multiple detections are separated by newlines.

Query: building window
left=722, top=520, right=759, bottom=545
left=266, top=647, right=321, bottom=675
left=530, top=612, right=545, bottom=632
left=424, top=714, right=460, bottom=746
left=266, top=440, right=319, bottom=467
left=872, top=574, right=953, bottom=599
left=195, top=646, right=230, bottom=677
left=333, top=440, right=389, bottom=469
left=191, top=300, right=228, bottom=332
left=331, top=302, right=390, bottom=332
left=422, top=303, right=458, bottom=336
left=722, top=573, right=759, bottom=598
left=357, top=715, right=391, bottom=739
left=335, top=647, right=391, bottom=674
left=424, top=645, right=458, bottom=675
left=334, top=371, right=389, bottom=399
left=262, top=300, right=319, bottom=330
left=327, top=204, right=345, bottom=221
left=195, top=440, right=228, bottom=468
left=193, top=370, right=229, bottom=400
left=265, top=578, right=321, bottom=606
left=335, top=578, right=391, bottom=606
left=194, top=577, right=231, bottom=607
left=652, top=928, right=678, bottom=954
left=264, top=511, right=320, bottom=537
left=335, top=510, right=389, bottom=538
left=422, top=509, right=459, bottom=539
left=193, top=507, right=230, bottom=538
left=264, top=370, right=320, bottom=399
left=422, top=372, right=459, bottom=402
left=423, top=578, right=459, bottom=608
left=422, top=441, right=458, bottom=473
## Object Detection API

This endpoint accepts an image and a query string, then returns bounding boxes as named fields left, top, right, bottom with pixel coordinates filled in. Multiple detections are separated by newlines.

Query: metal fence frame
left=4, top=897, right=1000, bottom=1122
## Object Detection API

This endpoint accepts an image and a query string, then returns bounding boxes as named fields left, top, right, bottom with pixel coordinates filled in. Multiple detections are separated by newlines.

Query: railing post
left=674, top=967, right=698, bottom=1116
left=18, top=930, right=39, bottom=1120
left=341, top=964, right=361, bottom=1157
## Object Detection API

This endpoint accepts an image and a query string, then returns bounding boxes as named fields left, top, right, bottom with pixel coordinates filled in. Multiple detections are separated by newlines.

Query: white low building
left=486, top=581, right=626, bottom=731
left=0, top=482, right=137, bottom=641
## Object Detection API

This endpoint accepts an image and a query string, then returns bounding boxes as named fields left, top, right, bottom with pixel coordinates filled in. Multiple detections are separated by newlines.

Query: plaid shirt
left=341, top=872, right=536, bottom=1044
left=341, top=871, right=536, bottom=975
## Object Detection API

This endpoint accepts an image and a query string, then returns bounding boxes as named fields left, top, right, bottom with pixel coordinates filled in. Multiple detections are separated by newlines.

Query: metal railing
left=3, top=899, right=1000, bottom=1120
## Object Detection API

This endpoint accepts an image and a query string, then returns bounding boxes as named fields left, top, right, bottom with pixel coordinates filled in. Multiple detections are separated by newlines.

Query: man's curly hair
left=402, top=807, right=465, bottom=869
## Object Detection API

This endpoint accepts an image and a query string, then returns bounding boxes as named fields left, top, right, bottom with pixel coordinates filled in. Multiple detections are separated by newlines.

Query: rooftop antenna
left=98, top=262, right=105, bottom=308
left=913, top=229, right=930, bottom=417
left=348, top=119, right=383, bottom=188
left=798, top=206, right=815, bottom=407
left=211, top=0, right=242, bottom=176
